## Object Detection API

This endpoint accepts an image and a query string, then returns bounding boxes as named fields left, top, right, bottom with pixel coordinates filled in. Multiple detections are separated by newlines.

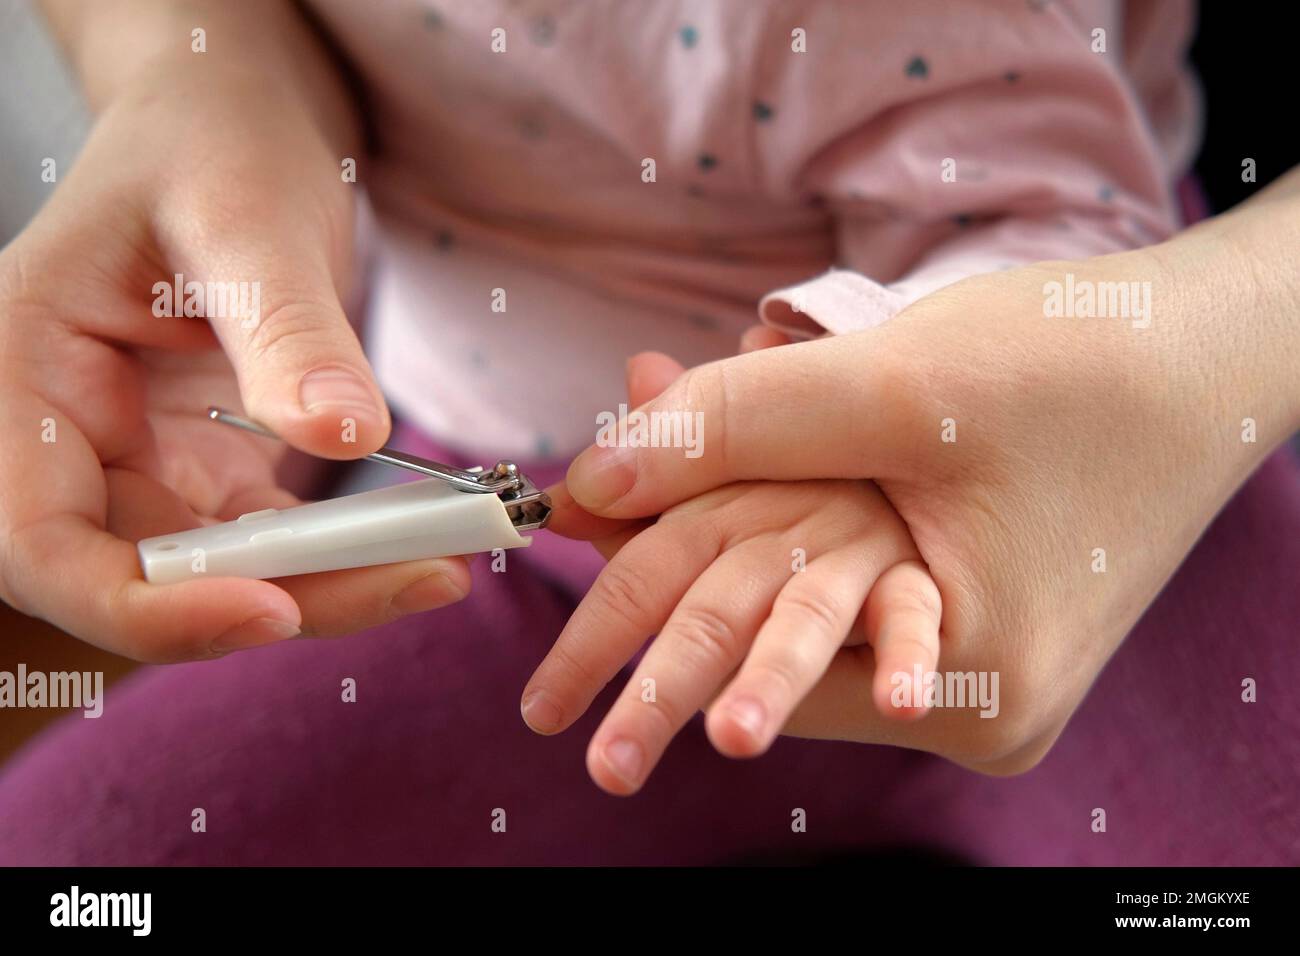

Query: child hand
left=524, top=359, right=942, bottom=796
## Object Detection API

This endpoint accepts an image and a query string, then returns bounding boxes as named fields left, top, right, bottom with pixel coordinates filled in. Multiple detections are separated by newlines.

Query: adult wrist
left=1144, top=203, right=1300, bottom=452
left=41, top=0, right=361, bottom=158
left=1209, top=196, right=1300, bottom=439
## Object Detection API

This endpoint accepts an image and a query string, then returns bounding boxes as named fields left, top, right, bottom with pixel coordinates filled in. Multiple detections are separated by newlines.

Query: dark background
left=1189, top=4, right=1293, bottom=212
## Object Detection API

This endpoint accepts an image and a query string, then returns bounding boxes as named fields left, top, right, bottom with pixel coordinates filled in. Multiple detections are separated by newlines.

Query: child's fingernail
left=600, top=737, right=644, bottom=786
left=567, top=445, right=635, bottom=511
left=390, top=568, right=467, bottom=615
left=521, top=691, right=563, bottom=733
left=211, top=617, right=300, bottom=653
left=726, top=696, right=768, bottom=741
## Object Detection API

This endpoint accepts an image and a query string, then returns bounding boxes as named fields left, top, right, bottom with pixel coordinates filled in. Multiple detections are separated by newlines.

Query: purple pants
left=1, top=427, right=1297, bottom=865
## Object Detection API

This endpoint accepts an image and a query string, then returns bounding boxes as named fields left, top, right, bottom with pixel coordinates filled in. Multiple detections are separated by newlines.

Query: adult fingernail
left=521, top=691, right=563, bottom=734
left=211, top=617, right=300, bottom=653
left=299, top=365, right=379, bottom=417
left=600, top=737, right=644, bottom=787
left=390, top=569, right=467, bottom=616
left=726, top=696, right=768, bottom=741
left=566, top=445, right=635, bottom=511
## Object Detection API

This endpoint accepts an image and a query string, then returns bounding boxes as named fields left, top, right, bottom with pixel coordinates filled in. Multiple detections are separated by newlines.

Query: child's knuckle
left=883, top=580, right=942, bottom=620
left=591, top=562, right=657, bottom=626
left=670, top=606, right=742, bottom=668
left=779, top=586, right=846, bottom=636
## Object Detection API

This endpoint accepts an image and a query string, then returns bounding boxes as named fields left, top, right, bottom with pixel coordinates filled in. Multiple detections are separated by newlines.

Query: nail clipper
left=136, top=408, right=552, bottom=584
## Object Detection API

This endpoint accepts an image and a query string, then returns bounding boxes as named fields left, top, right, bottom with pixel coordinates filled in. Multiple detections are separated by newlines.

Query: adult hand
left=0, top=2, right=471, bottom=662
left=561, top=228, right=1299, bottom=773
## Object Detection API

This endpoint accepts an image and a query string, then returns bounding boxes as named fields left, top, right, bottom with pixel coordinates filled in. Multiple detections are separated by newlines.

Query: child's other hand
left=527, top=357, right=941, bottom=796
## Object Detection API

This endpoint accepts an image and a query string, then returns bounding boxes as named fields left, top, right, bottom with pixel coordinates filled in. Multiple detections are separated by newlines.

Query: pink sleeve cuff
left=757, top=253, right=1010, bottom=338
left=757, top=269, right=910, bottom=339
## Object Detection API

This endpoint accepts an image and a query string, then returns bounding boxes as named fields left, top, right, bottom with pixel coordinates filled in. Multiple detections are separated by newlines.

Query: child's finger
left=626, top=351, right=686, bottom=406
left=541, top=480, right=634, bottom=541
left=589, top=522, right=652, bottom=562
left=579, top=350, right=683, bottom=558
left=738, top=325, right=792, bottom=353
left=864, top=559, right=943, bottom=721
left=520, top=517, right=722, bottom=736
left=706, top=547, right=876, bottom=757
left=585, top=542, right=789, bottom=795
left=544, top=351, right=684, bottom=545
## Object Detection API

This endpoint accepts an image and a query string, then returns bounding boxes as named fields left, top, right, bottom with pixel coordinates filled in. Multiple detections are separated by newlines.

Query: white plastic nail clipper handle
left=137, top=408, right=552, bottom=585
left=138, top=477, right=532, bottom=584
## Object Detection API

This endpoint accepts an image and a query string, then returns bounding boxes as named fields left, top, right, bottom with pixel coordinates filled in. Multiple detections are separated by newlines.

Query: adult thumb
left=565, top=330, right=914, bottom=518
left=179, top=209, right=389, bottom=459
